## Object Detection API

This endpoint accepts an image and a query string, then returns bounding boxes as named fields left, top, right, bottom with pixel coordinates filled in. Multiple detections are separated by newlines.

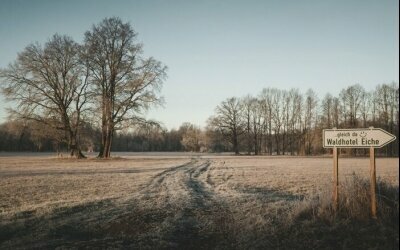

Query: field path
left=134, top=158, right=236, bottom=248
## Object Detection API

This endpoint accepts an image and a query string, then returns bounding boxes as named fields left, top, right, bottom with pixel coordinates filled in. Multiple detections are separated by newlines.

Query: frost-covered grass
left=0, top=155, right=398, bottom=248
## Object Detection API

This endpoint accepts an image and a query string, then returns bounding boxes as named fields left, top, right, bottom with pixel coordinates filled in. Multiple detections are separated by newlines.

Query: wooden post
left=333, top=146, right=339, bottom=210
left=370, top=146, right=377, bottom=218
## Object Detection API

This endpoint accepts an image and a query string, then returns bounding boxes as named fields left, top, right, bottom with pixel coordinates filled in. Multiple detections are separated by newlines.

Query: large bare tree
left=84, top=17, right=167, bottom=158
left=0, top=34, right=89, bottom=158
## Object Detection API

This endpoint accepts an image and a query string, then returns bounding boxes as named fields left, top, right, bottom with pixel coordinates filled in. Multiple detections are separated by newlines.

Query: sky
left=0, top=0, right=398, bottom=129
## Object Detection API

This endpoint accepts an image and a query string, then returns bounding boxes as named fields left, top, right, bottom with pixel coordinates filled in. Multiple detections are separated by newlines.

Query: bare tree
left=242, top=95, right=254, bottom=155
left=208, top=97, right=244, bottom=155
left=0, top=34, right=89, bottom=158
left=287, top=89, right=302, bottom=155
left=303, top=89, right=318, bottom=155
left=251, top=98, right=264, bottom=155
left=242, top=96, right=263, bottom=155
left=259, top=88, right=273, bottom=155
left=331, top=97, right=341, bottom=128
left=359, top=91, right=372, bottom=127
left=271, top=89, right=284, bottom=155
left=339, top=84, right=365, bottom=128
left=281, top=90, right=291, bottom=155
left=321, top=93, right=333, bottom=128
left=84, top=17, right=167, bottom=158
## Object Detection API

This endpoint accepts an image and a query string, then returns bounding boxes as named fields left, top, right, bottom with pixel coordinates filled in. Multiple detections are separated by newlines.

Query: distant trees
left=0, top=17, right=166, bottom=158
left=206, top=84, right=398, bottom=156
left=180, top=123, right=205, bottom=152
left=110, top=122, right=206, bottom=152
left=373, top=83, right=399, bottom=156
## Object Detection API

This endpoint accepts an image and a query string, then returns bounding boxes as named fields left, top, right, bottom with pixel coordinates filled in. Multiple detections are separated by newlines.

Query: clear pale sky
left=0, top=0, right=398, bottom=129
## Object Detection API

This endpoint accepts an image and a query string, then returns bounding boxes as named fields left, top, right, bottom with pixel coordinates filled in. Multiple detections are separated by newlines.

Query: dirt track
left=113, top=158, right=311, bottom=248
left=121, top=159, right=239, bottom=248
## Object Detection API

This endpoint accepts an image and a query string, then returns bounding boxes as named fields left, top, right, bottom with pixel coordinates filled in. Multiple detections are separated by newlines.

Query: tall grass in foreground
left=285, top=173, right=399, bottom=249
left=289, top=173, right=399, bottom=223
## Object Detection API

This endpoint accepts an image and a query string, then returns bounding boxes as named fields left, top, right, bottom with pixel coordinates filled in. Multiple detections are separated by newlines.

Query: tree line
left=0, top=120, right=205, bottom=153
left=0, top=83, right=398, bottom=156
left=207, top=83, right=398, bottom=156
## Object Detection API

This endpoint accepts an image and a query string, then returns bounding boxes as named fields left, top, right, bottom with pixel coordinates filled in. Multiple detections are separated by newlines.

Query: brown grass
left=0, top=154, right=398, bottom=249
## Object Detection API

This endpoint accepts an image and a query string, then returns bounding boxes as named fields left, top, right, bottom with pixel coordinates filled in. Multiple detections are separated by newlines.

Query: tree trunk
left=69, top=132, right=85, bottom=159
left=100, top=120, right=113, bottom=158
left=233, top=132, right=239, bottom=155
left=254, top=125, right=258, bottom=155
left=70, top=146, right=85, bottom=158
left=254, top=135, right=259, bottom=155
left=98, top=96, right=107, bottom=158
left=247, top=114, right=251, bottom=155
left=98, top=96, right=114, bottom=158
left=98, top=126, right=107, bottom=158
left=268, top=114, right=273, bottom=155
left=104, top=127, right=113, bottom=158
left=275, top=130, right=280, bottom=155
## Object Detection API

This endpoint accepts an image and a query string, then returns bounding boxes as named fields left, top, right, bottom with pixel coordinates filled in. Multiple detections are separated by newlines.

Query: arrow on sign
left=323, top=128, right=396, bottom=148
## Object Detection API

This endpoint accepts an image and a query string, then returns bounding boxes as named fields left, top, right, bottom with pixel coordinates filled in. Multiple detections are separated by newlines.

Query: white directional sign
left=323, top=128, right=396, bottom=148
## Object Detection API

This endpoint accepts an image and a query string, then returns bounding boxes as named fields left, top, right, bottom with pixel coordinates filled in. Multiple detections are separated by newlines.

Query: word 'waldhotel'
left=326, top=138, right=380, bottom=146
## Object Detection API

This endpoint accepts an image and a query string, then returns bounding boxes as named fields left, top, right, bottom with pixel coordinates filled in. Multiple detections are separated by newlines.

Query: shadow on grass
left=0, top=199, right=123, bottom=248
left=1, top=174, right=398, bottom=249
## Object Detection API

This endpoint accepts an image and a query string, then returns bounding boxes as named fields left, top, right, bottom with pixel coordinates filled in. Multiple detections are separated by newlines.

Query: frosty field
left=0, top=154, right=398, bottom=249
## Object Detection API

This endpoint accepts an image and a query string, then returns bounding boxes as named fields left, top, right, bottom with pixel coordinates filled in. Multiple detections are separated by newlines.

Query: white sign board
left=323, top=128, right=396, bottom=148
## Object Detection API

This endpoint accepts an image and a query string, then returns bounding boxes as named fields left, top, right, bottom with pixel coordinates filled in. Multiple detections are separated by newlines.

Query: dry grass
left=0, top=154, right=398, bottom=249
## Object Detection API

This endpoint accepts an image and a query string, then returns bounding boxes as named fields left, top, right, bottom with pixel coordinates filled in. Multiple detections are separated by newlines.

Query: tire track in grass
left=134, top=159, right=237, bottom=249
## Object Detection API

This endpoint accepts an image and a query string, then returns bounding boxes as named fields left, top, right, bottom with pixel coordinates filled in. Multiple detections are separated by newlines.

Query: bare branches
left=208, top=97, right=244, bottom=154
left=83, top=17, right=167, bottom=158
left=0, top=34, right=89, bottom=158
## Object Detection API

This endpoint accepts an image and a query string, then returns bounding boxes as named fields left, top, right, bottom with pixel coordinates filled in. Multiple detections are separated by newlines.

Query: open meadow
left=0, top=153, right=398, bottom=249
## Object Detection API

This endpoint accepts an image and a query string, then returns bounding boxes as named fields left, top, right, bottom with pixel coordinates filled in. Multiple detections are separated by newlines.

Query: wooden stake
left=333, top=147, right=339, bottom=210
left=370, top=147, right=377, bottom=219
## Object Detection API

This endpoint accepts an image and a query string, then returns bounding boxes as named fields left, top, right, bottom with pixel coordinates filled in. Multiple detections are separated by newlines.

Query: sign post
left=323, top=127, right=396, bottom=218
left=333, top=146, right=338, bottom=210
left=370, top=146, right=377, bottom=218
